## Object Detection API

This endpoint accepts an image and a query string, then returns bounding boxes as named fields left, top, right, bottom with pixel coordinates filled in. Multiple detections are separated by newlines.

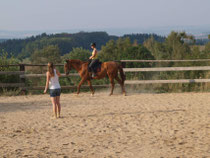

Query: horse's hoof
left=91, top=93, right=94, bottom=97
left=74, top=93, right=79, bottom=96
left=109, top=93, right=113, bottom=96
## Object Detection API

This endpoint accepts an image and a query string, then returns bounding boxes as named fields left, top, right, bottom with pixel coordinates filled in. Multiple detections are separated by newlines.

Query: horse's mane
left=69, top=59, right=89, bottom=66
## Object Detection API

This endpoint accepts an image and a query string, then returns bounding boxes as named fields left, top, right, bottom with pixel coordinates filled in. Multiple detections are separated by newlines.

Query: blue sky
left=0, top=0, right=210, bottom=31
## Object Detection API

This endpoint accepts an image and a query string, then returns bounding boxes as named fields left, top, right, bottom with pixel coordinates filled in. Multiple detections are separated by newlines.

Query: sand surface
left=0, top=92, right=209, bottom=158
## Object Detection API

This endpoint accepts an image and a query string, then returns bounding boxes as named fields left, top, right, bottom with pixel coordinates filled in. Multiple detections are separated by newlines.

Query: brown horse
left=64, top=59, right=126, bottom=96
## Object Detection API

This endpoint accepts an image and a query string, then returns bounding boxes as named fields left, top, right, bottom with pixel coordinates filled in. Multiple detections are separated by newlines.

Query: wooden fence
left=1, top=59, right=210, bottom=91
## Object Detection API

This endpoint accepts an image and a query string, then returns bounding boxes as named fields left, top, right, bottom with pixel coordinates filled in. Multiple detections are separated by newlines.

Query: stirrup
left=92, top=73, right=96, bottom=77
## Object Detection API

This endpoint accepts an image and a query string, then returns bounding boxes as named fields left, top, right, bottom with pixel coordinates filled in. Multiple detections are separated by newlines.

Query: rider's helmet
left=90, top=43, right=96, bottom=47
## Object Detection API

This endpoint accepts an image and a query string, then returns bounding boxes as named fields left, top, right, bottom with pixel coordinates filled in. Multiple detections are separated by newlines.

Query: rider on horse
left=89, top=43, right=98, bottom=77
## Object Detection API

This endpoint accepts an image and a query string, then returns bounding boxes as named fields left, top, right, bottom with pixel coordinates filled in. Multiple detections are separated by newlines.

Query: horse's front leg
left=87, top=80, right=94, bottom=96
left=77, top=78, right=86, bottom=95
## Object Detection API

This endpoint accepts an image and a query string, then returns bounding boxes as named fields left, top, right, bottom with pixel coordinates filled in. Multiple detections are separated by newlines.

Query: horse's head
left=64, top=60, right=71, bottom=75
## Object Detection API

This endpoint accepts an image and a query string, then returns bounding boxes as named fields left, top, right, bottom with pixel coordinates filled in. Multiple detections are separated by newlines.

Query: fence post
left=116, top=60, right=126, bottom=68
left=121, top=62, right=126, bottom=68
left=19, top=64, right=25, bottom=72
left=19, top=64, right=26, bottom=94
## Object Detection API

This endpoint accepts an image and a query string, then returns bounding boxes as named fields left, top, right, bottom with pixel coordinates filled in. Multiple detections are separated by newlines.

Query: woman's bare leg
left=56, top=96, right=61, bottom=118
left=50, top=97, right=57, bottom=118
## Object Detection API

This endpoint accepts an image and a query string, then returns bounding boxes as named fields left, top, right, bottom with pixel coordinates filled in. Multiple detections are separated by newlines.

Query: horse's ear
left=65, top=60, right=69, bottom=64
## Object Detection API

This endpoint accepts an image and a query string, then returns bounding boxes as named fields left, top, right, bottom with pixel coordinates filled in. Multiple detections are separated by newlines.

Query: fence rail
left=1, top=59, right=210, bottom=90
left=22, top=85, right=111, bottom=90
left=125, top=79, right=210, bottom=84
left=0, top=71, right=25, bottom=75
left=124, top=66, right=210, bottom=72
left=1, top=58, right=210, bottom=67
left=0, top=83, right=25, bottom=87
left=120, top=59, right=210, bottom=63
left=20, top=73, right=79, bottom=78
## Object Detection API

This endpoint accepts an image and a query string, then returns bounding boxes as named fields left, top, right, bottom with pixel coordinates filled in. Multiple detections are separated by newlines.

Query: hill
left=0, top=32, right=165, bottom=59
left=0, top=39, right=7, bottom=43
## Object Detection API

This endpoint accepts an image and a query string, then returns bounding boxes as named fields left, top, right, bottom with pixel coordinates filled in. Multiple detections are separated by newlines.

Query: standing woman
left=44, top=62, right=61, bottom=119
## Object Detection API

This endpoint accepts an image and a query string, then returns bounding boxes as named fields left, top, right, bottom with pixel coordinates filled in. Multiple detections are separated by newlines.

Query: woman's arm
left=44, top=72, right=50, bottom=93
left=56, top=69, right=61, bottom=77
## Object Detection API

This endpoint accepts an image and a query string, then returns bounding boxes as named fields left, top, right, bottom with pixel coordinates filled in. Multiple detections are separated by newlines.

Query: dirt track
left=0, top=92, right=209, bottom=157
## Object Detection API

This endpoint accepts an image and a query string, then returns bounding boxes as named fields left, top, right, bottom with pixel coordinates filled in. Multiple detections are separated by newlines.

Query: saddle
left=88, top=59, right=102, bottom=73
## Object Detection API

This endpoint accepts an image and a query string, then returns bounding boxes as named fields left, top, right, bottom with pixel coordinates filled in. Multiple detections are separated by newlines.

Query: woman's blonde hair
left=48, top=62, right=54, bottom=77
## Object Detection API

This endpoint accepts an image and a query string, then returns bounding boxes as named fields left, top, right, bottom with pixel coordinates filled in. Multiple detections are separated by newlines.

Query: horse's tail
left=118, top=63, right=126, bottom=85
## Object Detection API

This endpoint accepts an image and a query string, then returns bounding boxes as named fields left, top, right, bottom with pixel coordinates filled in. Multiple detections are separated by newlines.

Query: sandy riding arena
left=0, top=92, right=209, bottom=158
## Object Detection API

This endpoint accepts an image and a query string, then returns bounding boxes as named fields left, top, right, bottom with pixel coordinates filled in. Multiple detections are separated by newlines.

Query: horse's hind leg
left=108, top=77, right=115, bottom=96
left=87, top=80, right=94, bottom=96
left=115, top=76, right=126, bottom=95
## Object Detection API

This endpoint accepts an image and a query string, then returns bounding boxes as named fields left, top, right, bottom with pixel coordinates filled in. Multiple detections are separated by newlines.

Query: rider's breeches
left=89, top=59, right=98, bottom=73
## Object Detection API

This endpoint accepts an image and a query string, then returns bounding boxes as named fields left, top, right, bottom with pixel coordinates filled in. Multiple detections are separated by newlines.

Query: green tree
left=99, top=38, right=132, bottom=61
left=0, top=51, right=20, bottom=85
left=30, top=45, right=61, bottom=64
left=164, top=31, right=192, bottom=59
left=99, top=38, right=154, bottom=62
left=62, top=47, right=91, bottom=61
left=123, top=44, right=154, bottom=68
left=143, top=36, right=156, bottom=53
left=0, top=50, right=19, bottom=67
left=204, top=42, right=210, bottom=58
left=202, top=35, right=210, bottom=58
left=143, top=36, right=168, bottom=59
left=99, top=37, right=154, bottom=69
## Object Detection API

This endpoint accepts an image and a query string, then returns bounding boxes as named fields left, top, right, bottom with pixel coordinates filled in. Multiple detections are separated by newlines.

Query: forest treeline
left=0, top=31, right=165, bottom=59
left=0, top=39, right=7, bottom=43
